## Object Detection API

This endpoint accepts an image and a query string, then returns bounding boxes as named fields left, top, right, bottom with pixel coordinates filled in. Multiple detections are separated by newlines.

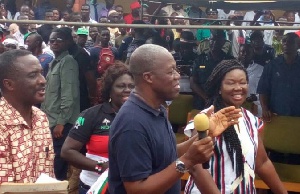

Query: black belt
left=266, top=149, right=300, bottom=165
left=79, top=180, right=90, bottom=190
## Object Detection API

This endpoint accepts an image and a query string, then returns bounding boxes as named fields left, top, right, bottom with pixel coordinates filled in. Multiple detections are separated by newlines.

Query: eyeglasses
left=49, top=37, right=64, bottom=44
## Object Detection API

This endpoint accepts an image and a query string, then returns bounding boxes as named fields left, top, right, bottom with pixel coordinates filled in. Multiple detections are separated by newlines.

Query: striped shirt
left=184, top=108, right=263, bottom=194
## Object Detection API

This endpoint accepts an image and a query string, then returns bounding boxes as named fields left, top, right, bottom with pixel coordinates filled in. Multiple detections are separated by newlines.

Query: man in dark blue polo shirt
left=108, top=44, right=241, bottom=194
left=257, top=32, right=300, bottom=122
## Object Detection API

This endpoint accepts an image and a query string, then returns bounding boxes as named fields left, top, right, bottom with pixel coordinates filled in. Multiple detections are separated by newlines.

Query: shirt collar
left=128, top=91, right=167, bottom=117
left=54, top=50, right=69, bottom=61
left=0, top=97, right=38, bottom=127
left=102, top=101, right=116, bottom=114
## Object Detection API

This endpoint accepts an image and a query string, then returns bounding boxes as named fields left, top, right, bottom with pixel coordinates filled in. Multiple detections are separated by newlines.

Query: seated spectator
left=61, top=63, right=134, bottom=194
left=283, top=11, right=299, bottom=34
left=0, top=49, right=54, bottom=184
left=185, top=5, right=205, bottom=27
left=171, top=14, right=186, bottom=39
left=250, top=30, right=275, bottom=66
left=124, top=1, right=141, bottom=24
left=217, top=9, right=235, bottom=24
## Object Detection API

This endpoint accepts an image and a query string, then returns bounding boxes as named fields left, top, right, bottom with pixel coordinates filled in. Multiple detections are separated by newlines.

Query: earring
left=109, top=98, right=111, bottom=102
left=219, top=91, right=221, bottom=94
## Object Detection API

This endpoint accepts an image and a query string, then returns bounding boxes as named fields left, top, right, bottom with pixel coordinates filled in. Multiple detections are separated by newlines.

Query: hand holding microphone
left=194, top=113, right=210, bottom=169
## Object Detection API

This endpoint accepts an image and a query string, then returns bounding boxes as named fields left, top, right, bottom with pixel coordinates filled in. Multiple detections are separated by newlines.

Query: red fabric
left=296, top=30, right=300, bottom=37
left=86, top=135, right=109, bottom=158
left=130, top=1, right=141, bottom=10
left=124, top=14, right=134, bottom=24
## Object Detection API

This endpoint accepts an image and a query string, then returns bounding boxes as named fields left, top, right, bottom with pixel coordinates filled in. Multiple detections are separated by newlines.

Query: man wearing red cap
left=124, top=1, right=141, bottom=24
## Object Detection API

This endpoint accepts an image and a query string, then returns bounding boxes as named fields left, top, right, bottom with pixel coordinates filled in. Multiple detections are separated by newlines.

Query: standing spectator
left=34, top=0, right=54, bottom=20
left=70, top=12, right=82, bottom=32
left=257, top=32, right=300, bottom=122
left=0, top=0, right=12, bottom=20
left=52, top=7, right=61, bottom=21
left=108, top=10, right=121, bottom=46
left=191, top=30, right=234, bottom=110
left=85, top=26, right=99, bottom=52
left=125, top=20, right=147, bottom=64
left=238, top=44, right=263, bottom=117
left=250, top=30, right=275, bottom=66
left=66, top=0, right=75, bottom=12
left=3, top=38, right=18, bottom=51
left=115, top=26, right=128, bottom=49
left=162, top=3, right=186, bottom=17
left=115, top=5, right=123, bottom=19
left=124, top=1, right=141, bottom=24
left=41, top=28, right=80, bottom=181
left=89, top=0, right=102, bottom=21
left=25, top=32, right=53, bottom=77
left=58, top=9, right=73, bottom=28
left=61, top=63, right=134, bottom=194
left=90, top=28, right=118, bottom=78
left=37, top=9, right=56, bottom=44
left=196, top=8, right=219, bottom=41
left=81, top=4, right=97, bottom=25
left=217, top=9, right=235, bottom=23
left=13, top=4, right=30, bottom=20
left=13, top=14, right=29, bottom=48
left=108, top=44, right=241, bottom=194
left=8, top=23, right=19, bottom=36
left=61, top=27, right=97, bottom=111
left=76, top=28, right=89, bottom=49
left=0, top=49, right=54, bottom=183
left=185, top=60, right=287, bottom=194
left=227, top=11, right=246, bottom=58
left=283, top=11, right=298, bottom=34
left=99, top=0, right=115, bottom=18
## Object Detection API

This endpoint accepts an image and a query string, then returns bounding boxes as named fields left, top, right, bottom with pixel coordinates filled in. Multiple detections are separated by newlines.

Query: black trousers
left=50, top=123, right=73, bottom=181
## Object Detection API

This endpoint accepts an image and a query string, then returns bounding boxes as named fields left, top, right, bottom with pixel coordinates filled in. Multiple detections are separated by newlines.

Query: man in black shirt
left=37, top=9, right=56, bottom=44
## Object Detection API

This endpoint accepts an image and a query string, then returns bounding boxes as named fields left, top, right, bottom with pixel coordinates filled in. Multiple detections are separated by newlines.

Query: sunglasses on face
left=49, top=37, right=64, bottom=44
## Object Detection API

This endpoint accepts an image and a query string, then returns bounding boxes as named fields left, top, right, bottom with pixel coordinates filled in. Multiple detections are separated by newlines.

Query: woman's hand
left=206, top=106, right=241, bottom=137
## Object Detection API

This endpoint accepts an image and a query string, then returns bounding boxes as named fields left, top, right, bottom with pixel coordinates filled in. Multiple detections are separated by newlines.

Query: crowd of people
left=0, top=0, right=299, bottom=194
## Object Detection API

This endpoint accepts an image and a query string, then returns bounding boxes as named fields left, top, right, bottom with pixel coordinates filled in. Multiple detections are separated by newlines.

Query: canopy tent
left=146, top=0, right=300, bottom=10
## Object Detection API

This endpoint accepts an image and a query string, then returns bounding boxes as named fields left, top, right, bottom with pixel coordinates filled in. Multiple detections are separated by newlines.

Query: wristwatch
left=175, top=159, right=188, bottom=173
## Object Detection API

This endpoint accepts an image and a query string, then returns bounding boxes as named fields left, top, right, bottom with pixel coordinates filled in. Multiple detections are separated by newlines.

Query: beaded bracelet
left=95, top=160, right=106, bottom=174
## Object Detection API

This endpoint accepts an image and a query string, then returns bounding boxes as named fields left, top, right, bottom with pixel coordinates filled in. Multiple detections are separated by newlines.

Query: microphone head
left=194, top=113, right=209, bottom=132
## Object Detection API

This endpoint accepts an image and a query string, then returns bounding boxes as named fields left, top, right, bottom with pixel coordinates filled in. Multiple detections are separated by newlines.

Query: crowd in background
left=0, top=0, right=300, bottom=194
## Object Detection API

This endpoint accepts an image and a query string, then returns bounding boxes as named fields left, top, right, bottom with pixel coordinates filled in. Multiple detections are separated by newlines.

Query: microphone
left=194, top=113, right=210, bottom=169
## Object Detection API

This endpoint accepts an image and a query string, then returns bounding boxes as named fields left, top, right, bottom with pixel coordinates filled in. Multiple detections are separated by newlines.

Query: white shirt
left=217, top=9, right=235, bottom=20
left=246, top=61, right=264, bottom=117
left=228, top=24, right=246, bottom=58
left=13, top=30, right=25, bottom=47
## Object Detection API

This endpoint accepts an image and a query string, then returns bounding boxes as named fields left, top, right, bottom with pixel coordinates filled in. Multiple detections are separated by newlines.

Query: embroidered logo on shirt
left=100, top=118, right=110, bottom=130
left=74, top=117, right=85, bottom=129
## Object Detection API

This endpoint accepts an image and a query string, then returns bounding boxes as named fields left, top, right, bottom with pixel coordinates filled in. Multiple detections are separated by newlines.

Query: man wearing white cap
left=3, top=38, right=19, bottom=51
left=108, top=10, right=120, bottom=47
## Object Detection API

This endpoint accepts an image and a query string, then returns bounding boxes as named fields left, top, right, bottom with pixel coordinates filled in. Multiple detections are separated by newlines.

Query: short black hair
left=0, top=50, right=31, bottom=89
left=250, top=30, right=264, bottom=40
left=27, top=32, right=43, bottom=47
left=52, top=27, right=73, bottom=41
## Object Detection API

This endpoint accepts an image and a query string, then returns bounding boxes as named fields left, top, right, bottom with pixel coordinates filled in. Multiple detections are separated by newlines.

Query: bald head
left=129, top=44, right=170, bottom=77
